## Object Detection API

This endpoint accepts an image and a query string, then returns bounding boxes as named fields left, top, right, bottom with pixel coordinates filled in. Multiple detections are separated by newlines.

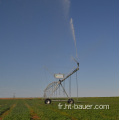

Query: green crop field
left=0, top=97, right=119, bottom=120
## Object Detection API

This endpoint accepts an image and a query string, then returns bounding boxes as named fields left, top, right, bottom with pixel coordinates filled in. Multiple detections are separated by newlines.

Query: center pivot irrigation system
left=43, top=59, right=79, bottom=104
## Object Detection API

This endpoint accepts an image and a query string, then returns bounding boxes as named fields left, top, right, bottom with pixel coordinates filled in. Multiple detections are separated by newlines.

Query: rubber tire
left=45, top=99, right=51, bottom=104
left=68, top=99, right=74, bottom=104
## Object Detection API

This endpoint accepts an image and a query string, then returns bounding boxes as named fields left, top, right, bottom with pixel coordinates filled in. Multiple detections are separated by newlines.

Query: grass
left=0, top=97, right=119, bottom=120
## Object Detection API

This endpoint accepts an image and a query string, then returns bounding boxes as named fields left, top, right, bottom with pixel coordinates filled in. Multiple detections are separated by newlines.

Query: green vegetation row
left=0, top=100, right=14, bottom=116
left=3, top=100, right=30, bottom=120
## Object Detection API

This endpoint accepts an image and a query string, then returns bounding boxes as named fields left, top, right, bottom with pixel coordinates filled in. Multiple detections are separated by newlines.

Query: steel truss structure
left=44, top=62, right=79, bottom=104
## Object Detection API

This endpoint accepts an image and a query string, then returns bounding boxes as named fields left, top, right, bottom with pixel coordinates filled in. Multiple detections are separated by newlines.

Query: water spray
left=70, top=18, right=78, bottom=58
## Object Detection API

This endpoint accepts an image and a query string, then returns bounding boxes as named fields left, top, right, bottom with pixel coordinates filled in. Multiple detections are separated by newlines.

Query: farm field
left=0, top=97, right=119, bottom=120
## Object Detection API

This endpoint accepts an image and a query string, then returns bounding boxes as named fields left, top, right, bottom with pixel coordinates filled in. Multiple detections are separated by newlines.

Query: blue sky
left=0, top=0, right=118, bottom=98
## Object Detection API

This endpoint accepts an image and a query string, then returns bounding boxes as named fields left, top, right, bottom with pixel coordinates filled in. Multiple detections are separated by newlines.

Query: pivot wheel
left=45, top=98, right=51, bottom=104
left=68, top=99, right=74, bottom=104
